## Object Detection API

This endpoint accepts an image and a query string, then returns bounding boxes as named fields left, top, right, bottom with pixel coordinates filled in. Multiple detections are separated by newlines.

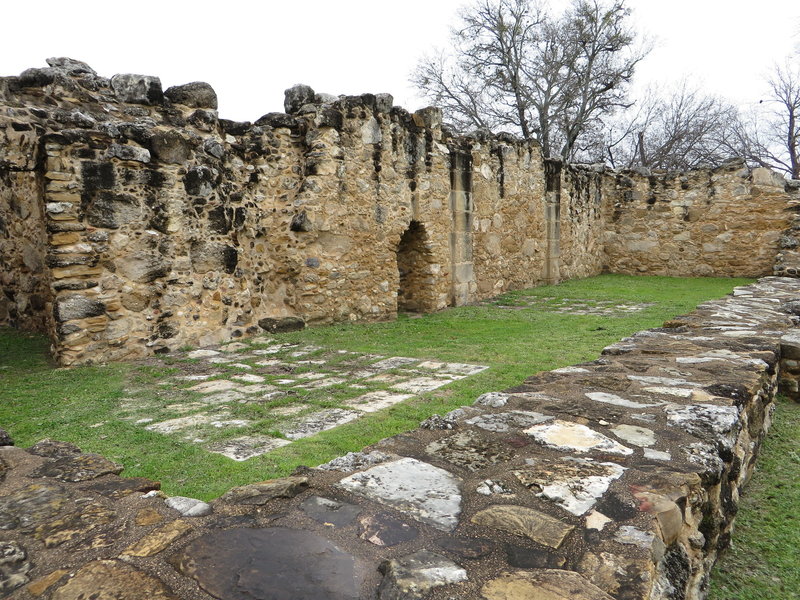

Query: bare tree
left=412, top=0, right=647, bottom=160
left=603, top=82, right=738, bottom=170
left=725, top=60, right=799, bottom=179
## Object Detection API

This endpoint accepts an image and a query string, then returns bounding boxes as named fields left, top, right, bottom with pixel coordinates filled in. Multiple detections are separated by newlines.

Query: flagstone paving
left=116, top=342, right=488, bottom=461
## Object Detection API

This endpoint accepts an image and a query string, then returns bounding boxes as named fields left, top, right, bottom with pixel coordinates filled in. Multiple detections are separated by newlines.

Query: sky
left=1, top=0, right=799, bottom=122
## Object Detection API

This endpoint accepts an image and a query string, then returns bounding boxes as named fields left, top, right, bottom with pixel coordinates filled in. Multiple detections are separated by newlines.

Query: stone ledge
left=2, top=276, right=799, bottom=599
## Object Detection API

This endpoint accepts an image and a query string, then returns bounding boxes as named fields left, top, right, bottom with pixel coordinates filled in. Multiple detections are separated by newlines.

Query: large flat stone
left=174, top=527, right=360, bottom=600
left=344, top=391, right=413, bottom=413
left=514, top=458, right=626, bottom=516
left=465, top=410, right=553, bottom=433
left=51, top=560, right=177, bottom=599
left=524, top=420, right=633, bottom=456
left=207, top=436, right=291, bottom=460
left=471, top=505, right=574, bottom=549
left=218, top=476, right=308, bottom=505
left=378, top=549, right=467, bottom=599
left=426, top=431, right=515, bottom=472
left=481, top=569, right=615, bottom=600
left=338, top=457, right=462, bottom=531
left=29, top=454, right=123, bottom=482
left=279, top=409, right=362, bottom=440
left=300, top=496, right=362, bottom=527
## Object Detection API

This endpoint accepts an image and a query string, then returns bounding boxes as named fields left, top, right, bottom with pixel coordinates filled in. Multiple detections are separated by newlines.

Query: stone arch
left=396, top=220, right=440, bottom=313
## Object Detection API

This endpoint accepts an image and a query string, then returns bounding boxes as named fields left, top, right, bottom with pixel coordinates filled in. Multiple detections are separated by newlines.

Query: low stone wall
left=2, top=276, right=798, bottom=600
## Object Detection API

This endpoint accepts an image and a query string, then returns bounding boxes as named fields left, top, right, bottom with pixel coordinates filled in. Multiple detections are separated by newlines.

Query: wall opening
left=396, top=220, right=438, bottom=313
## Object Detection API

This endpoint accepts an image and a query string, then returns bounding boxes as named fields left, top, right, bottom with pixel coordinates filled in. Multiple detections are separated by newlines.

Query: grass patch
left=708, top=397, right=800, bottom=599
left=0, top=274, right=752, bottom=502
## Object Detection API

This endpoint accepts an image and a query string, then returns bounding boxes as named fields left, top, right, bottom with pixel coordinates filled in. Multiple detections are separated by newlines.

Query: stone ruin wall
left=602, top=164, right=796, bottom=277
left=0, top=119, right=51, bottom=334
left=0, top=59, right=798, bottom=365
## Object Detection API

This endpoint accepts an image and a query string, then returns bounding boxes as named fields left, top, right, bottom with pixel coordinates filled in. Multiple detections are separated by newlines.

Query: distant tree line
left=412, top=0, right=799, bottom=179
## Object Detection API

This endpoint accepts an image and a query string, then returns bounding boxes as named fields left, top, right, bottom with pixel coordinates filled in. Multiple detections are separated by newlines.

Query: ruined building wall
left=602, top=163, right=793, bottom=276
left=0, top=106, right=52, bottom=334
left=0, top=60, right=798, bottom=365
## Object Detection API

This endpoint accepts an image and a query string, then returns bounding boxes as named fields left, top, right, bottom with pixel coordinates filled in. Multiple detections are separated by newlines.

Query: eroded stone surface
left=524, top=420, right=633, bottom=456
left=471, top=505, right=574, bottom=548
left=514, top=457, right=626, bottom=516
left=378, top=550, right=467, bottom=600
left=219, top=476, right=308, bottom=505
left=466, top=410, right=552, bottom=433
left=358, top=513, right=419, bottom=546
left=338, top=458, right=462, bottom=531
left=175, top=528, right=360, bottom=600
left=0, top=541, right=31, bottom=596
left=51, top=560, right=178, bottom=599
left=482, top=569, right=614, bottom=600
left=426, top=431, right=515, bottom=471
left=29, top=453, right=123, bottom=481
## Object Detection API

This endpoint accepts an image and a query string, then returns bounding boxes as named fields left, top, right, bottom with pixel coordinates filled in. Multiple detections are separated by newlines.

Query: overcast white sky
left=2, top=0, right=799, bottom=122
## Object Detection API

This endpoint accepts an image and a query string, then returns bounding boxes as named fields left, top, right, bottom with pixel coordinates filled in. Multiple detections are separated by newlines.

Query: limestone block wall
left=558, top=164, right=607, bottom=281
left=603, top=162, right=795, bottom=276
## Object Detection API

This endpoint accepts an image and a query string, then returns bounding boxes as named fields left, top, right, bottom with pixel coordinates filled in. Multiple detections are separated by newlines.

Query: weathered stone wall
left=0, top=112, right=51, bottom=333
left=558, top=164, right=607, bottom=281
left=603, top=163, right=795, bottom=276
left=0, top=59, right=798, bottom=365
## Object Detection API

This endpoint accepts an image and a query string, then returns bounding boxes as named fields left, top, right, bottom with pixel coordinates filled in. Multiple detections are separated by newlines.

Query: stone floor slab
left=174, top=528, right=360, bottom=600
left=344, top=391, right=414, bottom=413
left=338, top=457, right=462, bottom=531
left=207, top=436, right=292, bottom=460
left=280, top=409, right=362, bottom=440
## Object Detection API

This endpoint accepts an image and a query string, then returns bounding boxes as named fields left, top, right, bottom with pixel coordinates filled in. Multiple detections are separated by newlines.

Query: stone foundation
left=2, top=276, right=799, bottom=599
left=1, top=60, right=799, bottom=365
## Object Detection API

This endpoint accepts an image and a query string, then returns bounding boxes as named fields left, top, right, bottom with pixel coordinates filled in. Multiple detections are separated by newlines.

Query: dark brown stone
left=300, top=496, right=361, bottom=527
left=359, top=513, right=419, bottom=547
left=0, top=429, right=13, bottom=447
left=174, top=527, right=360, bottom=600
left=505, top=543, right=565, bottom=568
left=27, top=439, right=81, bottom=458
left=83, top=477, right=160, bottom=499
left=51, top=560, right=177, bottom=599
left=30, top=453, right=123, bottom=482
left=258, top=316, right=306, bottom=333
left=217, top=476, right=308, bottom=505
left=436, top=536, right=495, bottom=559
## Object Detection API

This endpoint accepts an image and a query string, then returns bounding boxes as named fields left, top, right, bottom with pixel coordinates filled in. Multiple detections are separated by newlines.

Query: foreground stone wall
left=0, top=59, right=798, bottom=365
left=3, top=276, right=799, bottom=600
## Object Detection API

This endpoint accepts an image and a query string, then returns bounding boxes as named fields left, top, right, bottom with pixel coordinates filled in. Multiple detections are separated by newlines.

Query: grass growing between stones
left=1, top=274, right=754, bottom=505
left=708, top=397, right=800, bottom=600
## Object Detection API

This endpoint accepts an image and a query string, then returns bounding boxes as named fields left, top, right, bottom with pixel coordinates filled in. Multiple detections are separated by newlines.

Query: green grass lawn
left=0, top=273, right=753, bottom=500
left=4, top=273, right=798, bottom=596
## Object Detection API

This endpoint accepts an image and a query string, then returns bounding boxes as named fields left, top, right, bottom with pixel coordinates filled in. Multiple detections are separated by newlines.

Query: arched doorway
left=396, top=220, right=438, bottom=313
